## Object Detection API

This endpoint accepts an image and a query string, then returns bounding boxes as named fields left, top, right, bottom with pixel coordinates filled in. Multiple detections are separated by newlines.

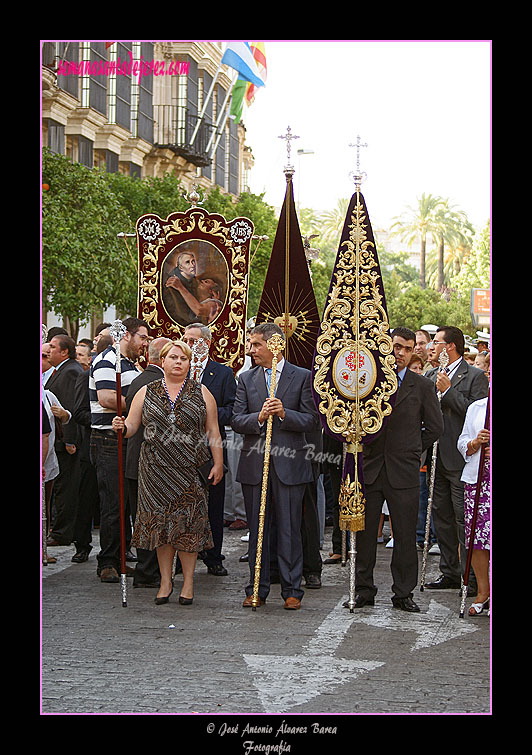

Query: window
left=66, top=135, right=93, bottom=167
left=56, top=42, right=79, bottom=99
left=47, top=120, right=65, bottom=154
left=80, top=42, right=107, bottom=115
left=94, top=149, right=119, bottom=173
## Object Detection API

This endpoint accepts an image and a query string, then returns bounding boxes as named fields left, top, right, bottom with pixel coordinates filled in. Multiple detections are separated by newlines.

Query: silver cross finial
left=279, top=126, right=300, bottom=172
left=349, top=135, right=368, bottom=190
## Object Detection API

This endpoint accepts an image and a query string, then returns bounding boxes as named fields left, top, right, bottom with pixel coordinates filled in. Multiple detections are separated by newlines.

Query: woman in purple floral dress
left=458, top=396, right=490, bottom=616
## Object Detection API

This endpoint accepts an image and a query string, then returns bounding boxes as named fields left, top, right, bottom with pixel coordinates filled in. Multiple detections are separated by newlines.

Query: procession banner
left=255, top=171, right=320, bottom=370
left=136, top=206, right=253, bottom=373
left=312, top=189, right=397, bottom=533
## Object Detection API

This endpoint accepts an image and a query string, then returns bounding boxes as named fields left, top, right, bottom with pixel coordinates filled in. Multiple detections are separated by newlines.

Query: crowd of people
left=41, top=320, right=490, bottom=617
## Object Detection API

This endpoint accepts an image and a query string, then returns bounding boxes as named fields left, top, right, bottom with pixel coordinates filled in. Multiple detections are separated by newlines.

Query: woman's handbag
left=198, top=458, right=227, bottom=487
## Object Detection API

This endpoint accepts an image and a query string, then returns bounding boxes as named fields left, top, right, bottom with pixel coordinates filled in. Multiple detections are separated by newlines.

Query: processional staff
left=251, top=333, right=286, bottom=611
left=312, top=136, right=397, bottom=612
left=109, top=319, right=128, bottom=607
left=420, top=347, right=450, bottom=591
left=459, top=393, right=490, bottom=618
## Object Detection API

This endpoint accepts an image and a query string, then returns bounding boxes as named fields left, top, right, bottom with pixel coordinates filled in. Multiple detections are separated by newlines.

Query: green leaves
left=41, top=150, right=280, bottom=329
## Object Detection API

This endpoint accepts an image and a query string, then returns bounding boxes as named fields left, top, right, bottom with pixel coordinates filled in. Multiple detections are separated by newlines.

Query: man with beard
left=89, top=317, right=149, bottom=583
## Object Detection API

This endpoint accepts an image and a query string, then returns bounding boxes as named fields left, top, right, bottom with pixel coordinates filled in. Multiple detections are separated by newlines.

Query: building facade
left=42, top=40, right=255, bottom=337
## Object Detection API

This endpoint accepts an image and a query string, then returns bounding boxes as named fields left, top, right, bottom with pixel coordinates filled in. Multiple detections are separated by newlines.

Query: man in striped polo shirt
left=89, top=317, right=149, bottom=582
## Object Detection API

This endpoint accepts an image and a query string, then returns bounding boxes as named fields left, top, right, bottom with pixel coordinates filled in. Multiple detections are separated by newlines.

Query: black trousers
left=72, top=458, right=99, bottom=550
left=90, top=431, right=128, bottom=572
left=355, top=465, right=419, bottom=600
left=202, top=477, right=226, bottom=568
left=49, top=445, right=81, bottom=545
left=127, top=478, right=161, bottom=586
left=432, top=457, right=476, bottom=584
left=301, top=480, right=323, bottom=576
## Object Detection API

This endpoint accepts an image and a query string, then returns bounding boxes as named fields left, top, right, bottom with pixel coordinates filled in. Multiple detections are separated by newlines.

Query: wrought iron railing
left=153, top=105, right=214, bottom=167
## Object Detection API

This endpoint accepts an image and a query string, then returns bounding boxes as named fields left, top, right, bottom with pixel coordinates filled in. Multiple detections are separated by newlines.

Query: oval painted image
left=161, top=239, right=228, bottom=327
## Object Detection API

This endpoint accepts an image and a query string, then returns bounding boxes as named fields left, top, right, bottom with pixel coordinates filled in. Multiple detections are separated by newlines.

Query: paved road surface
left=41, top=522, right=491, bottom=733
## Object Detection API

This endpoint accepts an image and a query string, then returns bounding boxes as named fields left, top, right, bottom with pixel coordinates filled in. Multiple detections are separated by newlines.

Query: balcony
left=153, top=105, right=215, bottom=168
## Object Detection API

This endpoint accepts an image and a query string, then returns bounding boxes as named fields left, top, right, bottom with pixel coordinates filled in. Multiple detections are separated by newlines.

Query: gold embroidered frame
left=136, top=207, right=253, bottom=373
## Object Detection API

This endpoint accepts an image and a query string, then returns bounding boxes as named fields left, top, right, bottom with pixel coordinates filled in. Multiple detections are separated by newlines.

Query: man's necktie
left=265, top=368, right=272, bottom=391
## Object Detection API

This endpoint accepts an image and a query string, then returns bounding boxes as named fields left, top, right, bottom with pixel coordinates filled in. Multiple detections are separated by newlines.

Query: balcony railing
left=153, top=105, right=215, bottom=167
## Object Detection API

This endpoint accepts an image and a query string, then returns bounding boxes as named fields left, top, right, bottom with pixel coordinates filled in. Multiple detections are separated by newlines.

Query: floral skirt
left=464, top=458, right=490, bottom=551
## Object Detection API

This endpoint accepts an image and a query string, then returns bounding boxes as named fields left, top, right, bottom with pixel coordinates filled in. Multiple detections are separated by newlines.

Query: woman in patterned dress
left=457, top=396, right=490, bottom=616
left=112, top=341, right=223, bottom=605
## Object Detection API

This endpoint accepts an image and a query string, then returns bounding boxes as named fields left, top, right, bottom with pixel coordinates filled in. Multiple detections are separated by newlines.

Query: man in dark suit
left=45, top=334, right=84, bottom=545
left=183, top=324, right=237, bottom=576
left=354, top=327, right=444, bottom=612
left=231, top=323, right=321, bottom=610
left=424, top=326, right=489, bottom=591
left=124, top=337, right=172, bottom=588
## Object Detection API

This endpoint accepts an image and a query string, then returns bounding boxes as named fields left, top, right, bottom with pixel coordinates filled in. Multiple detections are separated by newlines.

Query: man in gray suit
left=231, top=323, right=320, bottom=610
left=354, top=327, right=444, bottom=612
left=424, top=326, right=489, bottom=591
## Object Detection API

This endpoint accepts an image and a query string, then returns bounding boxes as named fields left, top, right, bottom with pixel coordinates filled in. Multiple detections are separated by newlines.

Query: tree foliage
left=42, top=150, right=489, bottom=341
left=41, top=149, right=280, bottom=330
left=42, top=148, right=134, bottom=337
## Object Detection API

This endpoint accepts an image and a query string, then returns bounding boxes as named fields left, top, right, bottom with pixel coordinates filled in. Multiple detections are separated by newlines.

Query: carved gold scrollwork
left=313, top=194, right=397, bottom=444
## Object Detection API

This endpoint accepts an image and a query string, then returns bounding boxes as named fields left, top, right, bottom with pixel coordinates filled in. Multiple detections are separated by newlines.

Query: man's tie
left=265, top=368, right=272, bottom=391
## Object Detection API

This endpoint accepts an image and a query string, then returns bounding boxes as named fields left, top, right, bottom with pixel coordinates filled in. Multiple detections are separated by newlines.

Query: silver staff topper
left=191, top=337, right=210, bottom=381
left=109, top=320, right=127, bottom=372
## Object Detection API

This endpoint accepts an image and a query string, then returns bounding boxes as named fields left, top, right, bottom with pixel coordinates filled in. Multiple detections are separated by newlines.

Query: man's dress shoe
left=342, top=594, right=375, bottom=609
left=284, top=597, right=301, bottom=610
left=425, top=574, right=462, bottom=590
left=242, top=595, right=266, bottom=607
left=207, top=564, right=228, bottom=576
left=392, top=596, right=420, bottom=612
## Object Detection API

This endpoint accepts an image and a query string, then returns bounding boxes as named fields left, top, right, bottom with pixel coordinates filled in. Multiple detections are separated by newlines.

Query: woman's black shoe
left=179, top=596, right=193, bottom=605
left=154, top=587, right=173, bottom=605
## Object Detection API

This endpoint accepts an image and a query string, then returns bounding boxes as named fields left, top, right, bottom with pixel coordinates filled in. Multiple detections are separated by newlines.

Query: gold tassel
left=338, top=469, right=365, bottom=532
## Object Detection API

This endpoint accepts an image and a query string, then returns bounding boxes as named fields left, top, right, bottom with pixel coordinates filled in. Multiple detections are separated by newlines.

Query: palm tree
left=319, top=198, right=351, bottom=246
left=426, top=202, right=475, bottom=290
left=434, top=201, right=474, bottom=290
left=390, top=193, right=444, bottom=289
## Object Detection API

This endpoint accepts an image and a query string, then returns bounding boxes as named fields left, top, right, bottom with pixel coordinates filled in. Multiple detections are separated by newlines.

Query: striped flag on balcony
left=229, top=43, right=267, bottom=124
left=245, top=42, right=267, bottom=105
left=229, top=78, right=248, bottom=124
left=222, top=42, right=266, bottom=89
